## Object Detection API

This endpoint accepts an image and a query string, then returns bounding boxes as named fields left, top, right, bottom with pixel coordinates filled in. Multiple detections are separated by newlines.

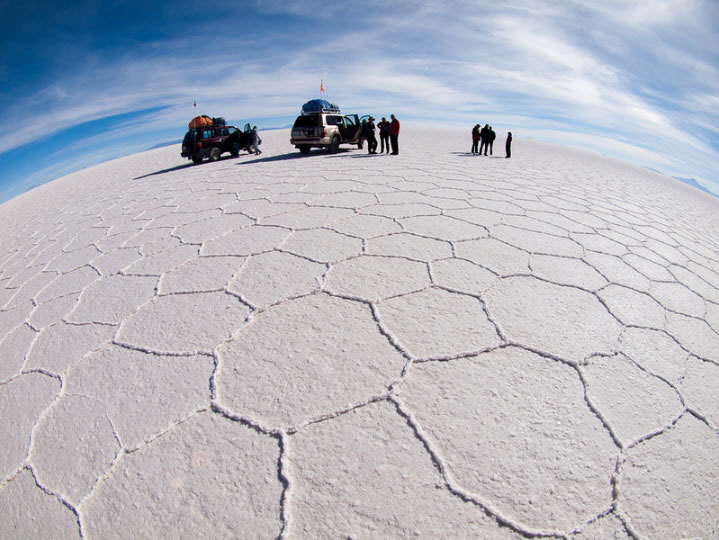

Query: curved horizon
left=1, top=0, right=718, bottom=203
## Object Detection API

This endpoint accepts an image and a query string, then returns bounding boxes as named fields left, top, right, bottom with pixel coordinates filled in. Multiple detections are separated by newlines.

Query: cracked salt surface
left=1, top=127, right=718, bottom=538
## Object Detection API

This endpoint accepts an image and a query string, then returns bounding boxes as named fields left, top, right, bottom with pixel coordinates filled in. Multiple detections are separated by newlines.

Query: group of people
left=362, top=114, right=400, bottom=155
left=472, top=124, right=512, bottom=158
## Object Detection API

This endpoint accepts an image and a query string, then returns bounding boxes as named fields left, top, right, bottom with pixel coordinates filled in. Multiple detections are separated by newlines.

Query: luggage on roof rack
left=189, top=115, right=213, bottom=129
left=301, top=99, right=341, bottom=115
left=189, top=115, right=228, bottom=129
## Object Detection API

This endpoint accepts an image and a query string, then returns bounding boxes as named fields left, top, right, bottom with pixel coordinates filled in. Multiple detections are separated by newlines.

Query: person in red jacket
left=390, top=114, right=400, bottom=155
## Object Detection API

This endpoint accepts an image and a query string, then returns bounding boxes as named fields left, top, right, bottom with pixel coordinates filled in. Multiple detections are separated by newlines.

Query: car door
left=324, top=115, right=343, bottom=139
left=218, top=127, right=231, bottom=150
left=343, top=115, right=360, bottom=139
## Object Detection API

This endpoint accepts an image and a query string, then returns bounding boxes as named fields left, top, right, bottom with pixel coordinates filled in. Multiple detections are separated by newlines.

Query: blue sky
left=1, top=0, right=718, bottom=203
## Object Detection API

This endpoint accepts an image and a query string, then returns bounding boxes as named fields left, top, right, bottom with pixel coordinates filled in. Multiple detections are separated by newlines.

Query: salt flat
left=1, top=127, right=718, bottom=538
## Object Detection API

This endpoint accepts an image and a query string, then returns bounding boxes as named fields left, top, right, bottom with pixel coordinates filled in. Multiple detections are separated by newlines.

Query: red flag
left=193, top=100, right=197, bottom=108
left=320, top=80, right=325, bottom=93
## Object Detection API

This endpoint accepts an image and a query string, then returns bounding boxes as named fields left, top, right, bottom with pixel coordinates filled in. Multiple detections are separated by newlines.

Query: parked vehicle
left=181, top=121, right=252, bottom=164
left=290, top=100, right=370, bottom=154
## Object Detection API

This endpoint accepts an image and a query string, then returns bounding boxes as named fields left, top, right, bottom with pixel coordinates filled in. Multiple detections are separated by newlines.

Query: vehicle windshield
left=183, top=131, right=196, bottom=145
left=293, top=115, right=319, bottom=128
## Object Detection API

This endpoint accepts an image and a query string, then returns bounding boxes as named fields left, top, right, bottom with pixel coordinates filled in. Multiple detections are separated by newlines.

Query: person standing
left=471, top=124, right=480, bottom=154
left=488, top=126, right=496, bottom=155
left=390, top=114, right=400, bottom=155
left=252, top=126, right=262, bottom=155
left=378, top=117, right=391, bottom=153
left=505, top=132, right=512, bottom=158
left=367, top=117, right=378, bottom=154
left=479, top=124, right=489, bottom=155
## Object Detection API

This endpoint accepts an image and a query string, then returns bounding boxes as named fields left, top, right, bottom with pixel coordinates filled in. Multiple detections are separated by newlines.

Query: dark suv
left=181, top=123, right=252, bottom=164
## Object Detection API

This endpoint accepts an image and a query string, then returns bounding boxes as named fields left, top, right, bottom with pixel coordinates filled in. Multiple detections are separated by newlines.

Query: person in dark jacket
left=366, top=117, right=378, bottom=154
left=488, top=126, right=496, bottom=155
left=390, top=114, right=400, bottom=155
left=505, top=132, right=512, bottom=158
left=471, top=124, right=480, bottom=154
left=479, top=124, right=490, bottom=155
left=378, top=117, right=391, bottom=153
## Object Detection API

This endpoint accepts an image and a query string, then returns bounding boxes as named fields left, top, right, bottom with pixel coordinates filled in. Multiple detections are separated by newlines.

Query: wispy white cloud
left=1, top=0, right=718, bottom=202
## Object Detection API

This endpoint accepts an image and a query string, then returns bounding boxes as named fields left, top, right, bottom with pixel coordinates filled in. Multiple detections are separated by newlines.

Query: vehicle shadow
left=134, top=163, right=195, bottom=180
left=325, top=149, right=371, bottom=159
left=237, top=150, right=349, bottom=164
left=134, top=152, right=254, bottom=179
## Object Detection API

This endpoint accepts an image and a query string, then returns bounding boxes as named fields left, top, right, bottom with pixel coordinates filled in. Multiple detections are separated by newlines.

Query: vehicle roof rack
left=301, top=99, right=341, bottom=115
left=301, top=106, right=341, bottom=114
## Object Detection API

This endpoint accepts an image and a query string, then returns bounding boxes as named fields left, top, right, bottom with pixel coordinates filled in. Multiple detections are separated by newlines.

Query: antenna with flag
left=320, top=79, right=325, bottom=94
left=193, top=100, right=197, bottom=109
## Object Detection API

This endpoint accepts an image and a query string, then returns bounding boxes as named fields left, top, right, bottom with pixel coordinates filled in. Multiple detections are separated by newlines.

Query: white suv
left=291, top=112, right=370, bottom=154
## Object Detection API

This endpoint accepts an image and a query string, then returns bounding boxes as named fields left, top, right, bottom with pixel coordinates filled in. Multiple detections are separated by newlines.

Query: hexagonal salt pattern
left=82, top=411, right=283, bottom=538
left=619, top=414, right=719, bottom=538
left=0, top=469, right=81, bottom=539
left=1, top=373, right=60, bottom=481
left=485, top=276, right=621, bottom=363
left=288, top=400, right=520, bottom=538
left=401, top=347, right=617, bottom=532
left=376, top=287, right=500, bottom=359
left=216, top=294, right=406, bottom=428
left=116, top=291, right=249, bottom=353
left=1, top=128, right=717, bottom=537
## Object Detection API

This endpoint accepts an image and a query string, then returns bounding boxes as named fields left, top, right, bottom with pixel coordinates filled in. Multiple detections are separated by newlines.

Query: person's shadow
left=450, top=152, right=505, bottom=159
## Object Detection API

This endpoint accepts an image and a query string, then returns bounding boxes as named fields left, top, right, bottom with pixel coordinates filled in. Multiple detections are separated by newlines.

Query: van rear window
left=293, top=115, right=319, bottom=128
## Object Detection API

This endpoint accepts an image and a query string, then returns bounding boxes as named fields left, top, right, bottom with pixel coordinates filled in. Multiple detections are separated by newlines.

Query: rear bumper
left=291, top=136, right=332, bottom=147
left=181, top=149, right=208, bottom=159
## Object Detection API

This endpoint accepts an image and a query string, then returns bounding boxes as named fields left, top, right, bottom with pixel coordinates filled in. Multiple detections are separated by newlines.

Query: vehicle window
left=202, top=129, right=214, bottom=139
left=228, top=127, right=238, bottom=134
left=326, top=116, right=339, bottom=126
left=293, top=115, right=319, bottom=128
left=219, top=128, right=229, bottom=136
left=344, top=116, right=356, bottom=127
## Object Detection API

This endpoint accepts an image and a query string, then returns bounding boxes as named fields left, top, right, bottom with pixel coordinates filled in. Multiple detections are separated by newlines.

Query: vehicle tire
left=191, top=155, right=203, bottom=164
left=328, top=137, right=340, bottom=154
left=209, top=147, right=221, bottom=161
left=231, top=142, right=240, bottom=157
left=299, top=145, right=311, bottom=154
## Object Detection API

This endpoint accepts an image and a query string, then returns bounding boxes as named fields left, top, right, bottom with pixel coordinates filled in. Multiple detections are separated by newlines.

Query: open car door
left=343, top=115, right=361, bottom=139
